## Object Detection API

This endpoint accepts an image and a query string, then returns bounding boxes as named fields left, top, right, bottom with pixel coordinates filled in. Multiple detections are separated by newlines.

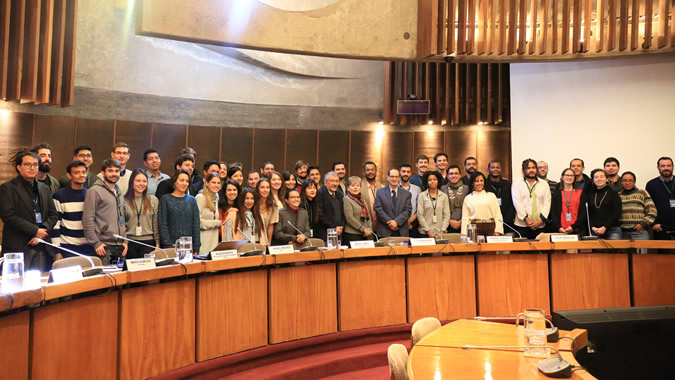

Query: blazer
left=373, top=186, right=412, bottom=237
left=274, top=207, right=311, bottom=245
left=315, top=186, right=345, bottom=242
left=0, top=176, right=58, bottom=254
left=343, top=195, right=373, bottom=235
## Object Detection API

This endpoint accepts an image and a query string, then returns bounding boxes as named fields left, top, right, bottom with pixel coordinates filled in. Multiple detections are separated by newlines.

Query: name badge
left=125, top=258, right=156, bottom=271
left=497, top=198, right=502, bottom=206
left=410, top=238, right=437, bottom=246
left=48, top=266, right=83, bottom=284
left=550, top=234, right=579, bottom=242
left=486, top=235, right=513, bottom=243
left=566, top=213, right=572, bottom=221
left=310, top=229, right=314, bottom=237
left=670, top=199, right=675, bottom=208
left=267, top=245, right=295, bottom=255
left=35, top=212, right=42, bottom=223
left=432, top=215, right=437, bottom=223
left=136, top=226, right=143, bottom=236
left=210, top=249, right=238, bottom=260
left=350, top=240, right=375, bottom=249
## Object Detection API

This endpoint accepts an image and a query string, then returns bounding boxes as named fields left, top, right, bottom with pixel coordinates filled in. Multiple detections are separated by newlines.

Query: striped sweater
left=52, top=187, right=95, bottom=255
left=618, top=188, right=657, bottom=230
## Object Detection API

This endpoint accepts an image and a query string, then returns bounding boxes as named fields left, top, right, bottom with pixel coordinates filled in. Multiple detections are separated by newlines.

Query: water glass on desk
left=517, top=308, right=548, bottom=357
left=175, top=236, right=193, bottom=263
left=326, top=228, right=338, bottom=250
left=1, top=252, right=24, bottom=292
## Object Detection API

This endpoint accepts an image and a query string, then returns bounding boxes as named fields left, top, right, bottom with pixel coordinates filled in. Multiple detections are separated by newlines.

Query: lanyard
left=562, top=190, right=573, bottom=211
left=662, top=178, right=675, bottom=198
left=134, top=198, right=143, bottom=221
left=429, top=193, right=438, bottom=215
left=526, top=180, right=538, bottom=198
left=489, top=182, right=501, bottom=197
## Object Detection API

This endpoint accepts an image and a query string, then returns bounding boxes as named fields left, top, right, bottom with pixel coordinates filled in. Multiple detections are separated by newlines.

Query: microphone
left=582, top=202, right=599, bottom=240
left=287, top=221, right=317, bottom=251
left=113, top=234, right=175, bottom=266
left=461, top=345, right=571, bottom=378
left=35, top=238, right=103, bottom=277
left=420, top=227, right=448, bottom=245
left=499, top=219, right=529, bottom=242
left=366, top=228, right=385, bottom=247
left=237, top=227, right=264, bottom=256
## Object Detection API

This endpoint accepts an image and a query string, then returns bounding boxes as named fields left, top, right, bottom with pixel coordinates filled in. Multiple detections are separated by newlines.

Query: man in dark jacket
left=315, top=171, right=345, bottom=242
left=485, top=160, right=516, bottom=229
left=0, top=150, right=59, bottom=271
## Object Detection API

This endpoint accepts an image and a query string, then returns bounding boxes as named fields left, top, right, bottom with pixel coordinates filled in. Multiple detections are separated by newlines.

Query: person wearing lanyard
left=511, top=158, right=551, bottom=239
left=586, top=169, right=622, bottom=239
left=122, top=169, right=159, bottom=259
left=417, top=171, right=450, bottom=238
left=485, top=160, right=516, bottom=229
left=196, top=172, right=223, bottom=254
left=550, top=168, right=587, bottom=235
left=645, top=156, right=675, bottom=242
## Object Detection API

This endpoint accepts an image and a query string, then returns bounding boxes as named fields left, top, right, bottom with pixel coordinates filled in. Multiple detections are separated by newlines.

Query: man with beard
left=433, top=153, right=449, bottom=186
left=59, top=145, right=97, bottom=189
left=462, top=157, right=478, bottom=185
left=399, top=163, right=421, bottom=237
left=646, top=156, right=675, bottom=241
left=603, top=157, right=623, bottom=192
left=98, top=143, right=132, bottom=195
left=294, top=160, right=309, bottom=189
left=512, top=158, right=551, bottom=239
left=52, top=161, right=95, bottom=258
left=361, top=161, right=384, bottom=228
left=332, top=161, right=347, bottom=195
left=0, top=150, right=58, bottom=271
left=83, top=159, right=127, bottom=265
left=260, top=161, right=275, bottom=177
left=31, top=143, right=60, bottom=195
left=570, top=158, right=591, bottom=190
left=409, top=154, right=429, bottom=190
left=485, top=160, right=516, bottom=229
left=441, top=165, right=469, bottom=233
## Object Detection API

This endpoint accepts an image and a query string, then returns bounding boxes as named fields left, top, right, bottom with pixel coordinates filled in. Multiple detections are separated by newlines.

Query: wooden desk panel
left=477, top=254, right=550, bottom=317
left=0, top=311, right=30, bottom=380
left=407, top=256, right=476, bottom=322
left=269, top=264, right=338, bottom=343
left=338, top=258, right=407, bottom=331
left=197, top=271, right=268, bottom=361
left=551, top=254, right=630, bottom=311
left=632, top=254, right=675, bottom=306
left=32, top=292, right=118, bottom=380
left=119, top=280, right=196, bottom=380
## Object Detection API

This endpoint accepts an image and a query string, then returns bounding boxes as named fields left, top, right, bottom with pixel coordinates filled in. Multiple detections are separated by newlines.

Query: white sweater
left=461, top=190, right=504, bottom=235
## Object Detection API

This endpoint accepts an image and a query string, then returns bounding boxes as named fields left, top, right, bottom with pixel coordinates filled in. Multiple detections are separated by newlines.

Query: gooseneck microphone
left=499, top=219, right=529, bottom=242
left=287, top=221, right=317, bottom=251
left=36, top=238, right=103, bottom=277
left=461, top=345, right=572, bottom=378
left=113, top=234, right=175, bottom=266
left=582, top=202, right=600, bottom=240
left=237, top=227, right=264, bottom=256
left=420, top=228, right=449, bottom=245
left=365, top=228, right=385, bottom=247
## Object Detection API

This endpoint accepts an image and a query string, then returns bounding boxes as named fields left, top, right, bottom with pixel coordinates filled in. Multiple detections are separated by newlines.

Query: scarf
left=348, top=192, right=370, bottom=219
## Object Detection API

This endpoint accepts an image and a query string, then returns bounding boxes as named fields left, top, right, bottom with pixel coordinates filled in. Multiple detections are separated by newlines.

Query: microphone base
left=240, top=250, right=264, bottom=257
left=581, top=236, right=600, bottom=240
left=300, top=246, right=318, bottom=252
left=537, top=357, right=572, bottom=378
left=374, top=241, right=387, bottom=247
left=82, top=267, right=103, bottom=277
left=513, top=237, right=529, bottom=242
left=155, top=258, right=175, bottom=266
left=434, top=239, right=449, bottom=245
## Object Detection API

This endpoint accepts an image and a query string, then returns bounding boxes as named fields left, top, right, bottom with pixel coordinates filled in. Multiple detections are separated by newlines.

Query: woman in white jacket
left=195, top=172, right=223, bottom=254
left=461, top=171, right=504, bottom=236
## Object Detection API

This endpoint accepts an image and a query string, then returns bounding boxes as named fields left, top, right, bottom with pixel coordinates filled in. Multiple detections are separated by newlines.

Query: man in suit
left=315, top=171, right=345, bottom=242
left=360, top=161, right=383, bottom=228
left=0, top=150, right=59, bottom=271
left=374, top=168, right=413, bottom=238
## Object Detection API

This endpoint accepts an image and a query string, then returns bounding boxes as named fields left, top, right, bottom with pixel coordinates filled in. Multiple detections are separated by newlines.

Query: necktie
left=391, top=189, right=397, bottom=208
left=530, top=185, right=539, bottom=220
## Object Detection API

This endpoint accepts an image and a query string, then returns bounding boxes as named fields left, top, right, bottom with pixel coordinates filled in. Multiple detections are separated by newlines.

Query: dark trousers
left=101, top=244, right=125, bottom=265
left=24, top=246, right=50, bottom=272
left=516, top=226, right=541, bottom=240
left=125, top=239, right=156, bottom=260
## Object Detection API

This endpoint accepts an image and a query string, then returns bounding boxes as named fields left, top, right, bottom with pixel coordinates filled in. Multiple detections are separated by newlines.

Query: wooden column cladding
left=382, top=61, right=510, bottom=127
left=425, top=0, right=674, bottom=60
left=1, top=0, right=77, bottom=107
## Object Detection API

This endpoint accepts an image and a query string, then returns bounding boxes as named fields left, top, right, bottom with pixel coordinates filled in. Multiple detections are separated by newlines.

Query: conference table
left=0, top=240, right=673, bottom=379
left=407, top=319, right=596, bottom=379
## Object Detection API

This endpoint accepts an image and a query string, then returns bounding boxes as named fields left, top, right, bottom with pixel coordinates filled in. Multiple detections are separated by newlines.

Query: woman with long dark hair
left=124, top=169, right=159, bottom=259
left=461, top=171, right=503, bottom=236
left=268, top=171, right=285, bottom=209
left=254, top=178, right=278, bottom=245
left=417, top=171, right=450, bottom=237
left=158, top=169, right=200, bottom=254
left=227, top=166, right=244, bottom=187
left=223, top=187, right=265, bottom=243
left=550, top=168, right=587, bottom=235
left=300, top=179, right=319, bottom=237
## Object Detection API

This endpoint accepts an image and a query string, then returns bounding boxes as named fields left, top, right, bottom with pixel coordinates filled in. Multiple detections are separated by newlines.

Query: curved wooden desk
left=407, top=319, right=596, bottom=379
left=0, top=241, right=672, bottom=379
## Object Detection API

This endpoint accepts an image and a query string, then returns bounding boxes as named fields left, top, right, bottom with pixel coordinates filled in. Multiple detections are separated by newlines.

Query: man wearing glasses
left=373, top=168, right=412, bottom=238
left=98, top=143, right=132, bottom=195
left=59, top=145, right=97, bottom=188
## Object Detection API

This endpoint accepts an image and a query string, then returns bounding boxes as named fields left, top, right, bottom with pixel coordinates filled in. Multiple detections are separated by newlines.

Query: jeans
left=599, top=226, right=622, bottom=240
left=622, top=229, right=650, bottom=241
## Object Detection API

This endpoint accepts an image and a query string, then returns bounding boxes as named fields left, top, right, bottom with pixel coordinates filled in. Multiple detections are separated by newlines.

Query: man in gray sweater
left=82, top=159, right=127, bottom=265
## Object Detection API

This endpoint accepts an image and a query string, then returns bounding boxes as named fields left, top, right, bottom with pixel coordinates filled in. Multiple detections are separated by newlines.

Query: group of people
left=1, top=141, right=673, bottom=272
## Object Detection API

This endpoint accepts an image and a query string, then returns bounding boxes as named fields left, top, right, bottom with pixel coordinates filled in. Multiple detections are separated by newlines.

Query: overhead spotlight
left=427, top=120, right=434, bottom=125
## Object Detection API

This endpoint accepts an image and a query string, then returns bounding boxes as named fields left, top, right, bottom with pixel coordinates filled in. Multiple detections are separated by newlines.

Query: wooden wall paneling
left=285, top=129, right=318, bottom=172
left=632, top=254, right=675, bottom=306
left=6, top=0, right=26, bottom=101
left=486, top=63, right=493, bottom=123
left=196, top=271, right=267, bottom=361
left=437, top=0, right=446, bottom=54
left=529, top=0, right=538, bottom=54
left=498, top=0, right=507, bottom=54
left=583, top=0, right=592, bottom=52
left=477, top=254, right=550, bottom=316
left=32, top=292, right=118, bottom=379
left=423, top=62, right=430, bottom=124
left=407, top=256, right=477, bottom=321
left=608, top=0, right=617, bottom=51
left=382, top=131, right=414, bottom=174
left=656, top=0, right=668, bottom=48
left=34, top=114, right=74, bottom=176
left=475, top=63, right=482, bottom=122
left=486, top=0, right=495, bottom=54
left=318, top=130, right=349, bottom=176
left=187, top=125, right=221, bottom=170
left=434, top=63, right=442, bottom=124
left=445, top=130, right=476, bottom=167
left=383, top=62, right=394, bottom=124
left=550, top=254, right=630, bottom=311
left=35, top=0, right=53, bottom=105
left=269, top=264, right=337, bottom=343
left=220, top=127, right=253, bottom=173
left=348, top=131, right=380, bottom=178
left=562, top=0, right=571, bottom=53
left=572, top=0, right=582, bottom=53
left=457, top=0, right=467, bottom=54
left=552, top=0, right=559, bottom=53
left=115, top=120, right=152, bottom=172
left=60, top=0, right=76, bottom=106
left=501, top=65, right=511, bottom=125
left=74, top=118, right=114, bottom=172
left=400, top=62, right=408, bottom=125
left=597, top=0, right=606, bottom=52
left=644, top=0, right=653, bottom=48
left=414, top=131, right=444, bottom=168
left=517, top=0, right=527, bottom=54
left=496, top=64, right=503, bottom=123
left=444, top=63, right=451, bottom=124
left=671, top=0, right=675, bottom=47
left=48, top=0, right=65, bottom=105
left=119, top=280, right=196, bottom=380
left=0, top=0, right=10, bottom=98
left=448, top=0, right=456, bottom=54
left=631, top=0, right=639, bottom=50
left=391, top=62, right=400, bottom=125
left=467, top=0, right=476, bottom=54
left=507, top=0, right=517, bottom=54
left=477, top=129, right=511, bottom=178
left=0, top=311, right=30, bottom=380
left=539, top=0, right=548, bottom=54
left=417, top=0, right=436, bottom=59
left=338, top=258, right=407, bottom=331
left=19, top=0, right=40, bottom=104
left=253, top=129, right=285, bottom=173
left=619, top=0, right=629, bottom=50
left=477, top=0, right=486, bottom=54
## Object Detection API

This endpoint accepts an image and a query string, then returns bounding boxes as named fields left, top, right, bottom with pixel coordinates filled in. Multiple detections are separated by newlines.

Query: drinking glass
left=1, top=252, right=24, bottom=292
left=516, top=308, right=548, bottom=357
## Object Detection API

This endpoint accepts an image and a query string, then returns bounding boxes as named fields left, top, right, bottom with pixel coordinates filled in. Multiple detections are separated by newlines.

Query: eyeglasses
left=621, top=179, right=635, bottom=183
left=288, top=195, right=301, bottom=199
left=77, top=153, right=93, bottom=158
left=563, top=174, right=575, bottom=177
left=21, top=163, right=39, bottom=168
